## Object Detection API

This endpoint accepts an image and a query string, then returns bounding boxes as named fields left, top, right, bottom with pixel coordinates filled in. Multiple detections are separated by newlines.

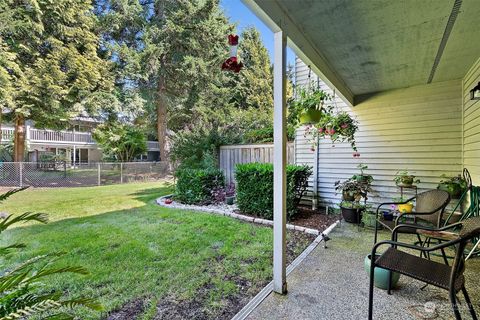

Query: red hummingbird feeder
left=222, top=34, right=243, bottom=73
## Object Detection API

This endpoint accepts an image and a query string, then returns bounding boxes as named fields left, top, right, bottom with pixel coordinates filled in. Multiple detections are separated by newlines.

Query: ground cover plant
left=1, top=182, right=313, bottom=319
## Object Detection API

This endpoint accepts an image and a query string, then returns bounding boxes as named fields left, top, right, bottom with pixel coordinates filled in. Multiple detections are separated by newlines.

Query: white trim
left=273, top=30, right=287, bottom=294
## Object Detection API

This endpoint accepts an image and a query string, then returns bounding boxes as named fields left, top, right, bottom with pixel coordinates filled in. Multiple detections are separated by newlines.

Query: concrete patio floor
left=248, top=221, right=480, bottom=320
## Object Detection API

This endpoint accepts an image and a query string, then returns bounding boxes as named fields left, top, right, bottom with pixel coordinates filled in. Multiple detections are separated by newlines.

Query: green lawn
left=0, top=182, right=312, bottom=319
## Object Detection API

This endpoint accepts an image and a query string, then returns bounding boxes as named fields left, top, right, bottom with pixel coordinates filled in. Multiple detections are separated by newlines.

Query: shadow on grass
left=130, top=185, right=173, bottom=204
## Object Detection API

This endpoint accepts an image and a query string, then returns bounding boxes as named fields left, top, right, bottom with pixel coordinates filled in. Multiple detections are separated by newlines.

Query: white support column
left=273, top=30, right=287, bottom=294
left=73, top=145, right=76, bottom=167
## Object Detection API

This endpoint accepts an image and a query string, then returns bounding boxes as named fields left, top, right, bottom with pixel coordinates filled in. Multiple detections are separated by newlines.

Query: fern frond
left=28, top=266, right=89, bottom=283
left=0, top=299, right=60, bottom=320
left=0, top=271, right=30, bottom=293
left=0, top=187, right=28, bottom=204
left=59, top=297, right=104, bottom=311
left=0, top=212, right=48, bottom=234
left=4, top=253, right=65, bottom=276
left=0, top=243, right=26, bottom=256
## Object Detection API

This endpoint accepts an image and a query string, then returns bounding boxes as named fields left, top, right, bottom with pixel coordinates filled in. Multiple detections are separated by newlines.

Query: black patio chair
left=368, top=216, right=480, bottom=320
left=374, top=189, right=451, bottom=244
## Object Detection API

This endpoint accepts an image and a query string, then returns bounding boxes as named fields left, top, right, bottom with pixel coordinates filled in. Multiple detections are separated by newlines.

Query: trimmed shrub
left=174, top=168, right=224, bottom=204
left=235, top=163, right=312, bottom=220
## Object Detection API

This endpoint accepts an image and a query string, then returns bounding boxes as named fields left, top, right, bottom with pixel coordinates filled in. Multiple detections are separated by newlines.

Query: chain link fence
left=0, top=162, right=170, bottom=188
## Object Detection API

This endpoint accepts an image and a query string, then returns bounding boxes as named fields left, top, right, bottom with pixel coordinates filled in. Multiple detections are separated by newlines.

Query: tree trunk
left=14, top=114, right=25, bottom=162
left=157, top=76, right=168, bottom=162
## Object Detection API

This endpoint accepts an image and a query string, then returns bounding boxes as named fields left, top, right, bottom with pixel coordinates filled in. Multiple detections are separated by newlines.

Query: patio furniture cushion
left=375, top=247, right=465, bottom=292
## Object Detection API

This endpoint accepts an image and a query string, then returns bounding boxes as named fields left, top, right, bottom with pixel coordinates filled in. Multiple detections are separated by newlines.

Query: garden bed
left=157, top=195, right=339, bottom=235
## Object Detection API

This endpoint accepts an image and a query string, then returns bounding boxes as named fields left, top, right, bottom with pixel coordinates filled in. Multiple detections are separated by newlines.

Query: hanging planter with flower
left=292, top=83, right=359, bottom=156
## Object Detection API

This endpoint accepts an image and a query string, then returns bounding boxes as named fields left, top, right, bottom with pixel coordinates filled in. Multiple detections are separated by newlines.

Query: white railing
left=1, top=126, right=159, bottom=150
left=30, top=128, right=94, bottom=144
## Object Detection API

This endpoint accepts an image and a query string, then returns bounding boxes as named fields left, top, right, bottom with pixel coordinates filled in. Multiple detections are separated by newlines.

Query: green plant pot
left=438, top=183, right=463, bottom=199
left=299, top=108, right=322, bottom=124
left=364, top=254, right=400, bottom=290
left=397, top=175, right=414, bottom=186
left=225, top=196, right=235, bottom=205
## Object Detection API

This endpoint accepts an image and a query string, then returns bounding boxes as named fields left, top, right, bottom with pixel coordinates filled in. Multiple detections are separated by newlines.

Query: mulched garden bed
left=290, top=206, right=341, bottom=231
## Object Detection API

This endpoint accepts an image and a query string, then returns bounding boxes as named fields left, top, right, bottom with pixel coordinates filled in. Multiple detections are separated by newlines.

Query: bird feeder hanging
left=221, top=34, right=243, bottom=73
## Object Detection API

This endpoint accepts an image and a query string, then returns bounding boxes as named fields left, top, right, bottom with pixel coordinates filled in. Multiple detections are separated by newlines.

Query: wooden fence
left=219, top=143, right=295, bottom=184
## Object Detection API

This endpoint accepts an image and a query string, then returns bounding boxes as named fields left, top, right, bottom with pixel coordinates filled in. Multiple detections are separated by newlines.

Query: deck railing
left=1, top=126, right=159, bottom=151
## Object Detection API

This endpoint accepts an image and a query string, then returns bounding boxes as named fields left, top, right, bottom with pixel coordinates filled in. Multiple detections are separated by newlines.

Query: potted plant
left=225, top=183, right=235, bottom=205
left=340, top=200, right=365, bottom=223
left=393, top=196, right=414, bottom=214
left=352, top=164, right=373, bottom=184
left=437, top=174, right=467, bottom=199
left=335, top=179, right=362, bottom=201
left=291, top=86, right=330, bottom=124
left=394, top=170, right=420, bottom=187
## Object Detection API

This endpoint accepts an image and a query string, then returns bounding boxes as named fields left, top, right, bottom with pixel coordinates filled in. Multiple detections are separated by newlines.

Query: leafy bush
left=170, top=126, right=240, bottom=170
left=235, top=163, right=312, bottom=220
left=0, top=188, right=102, bottom=319
left=174, top=168, right=225, bottom=204
left=244, top=124, right=296, bottom=143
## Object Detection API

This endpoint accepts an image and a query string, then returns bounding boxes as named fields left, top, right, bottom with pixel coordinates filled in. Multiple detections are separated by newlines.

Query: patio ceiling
left=242, top=0, right=480, bottom=105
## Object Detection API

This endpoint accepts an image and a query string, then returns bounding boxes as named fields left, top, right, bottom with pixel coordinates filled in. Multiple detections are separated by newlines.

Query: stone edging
left=155, top=194, right=321, bottom=235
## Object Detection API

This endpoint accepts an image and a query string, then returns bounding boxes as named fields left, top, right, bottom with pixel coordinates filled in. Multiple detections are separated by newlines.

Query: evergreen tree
left=0, top=0, right=113, bottom=161
left=231, top=27, right=273, bottom=111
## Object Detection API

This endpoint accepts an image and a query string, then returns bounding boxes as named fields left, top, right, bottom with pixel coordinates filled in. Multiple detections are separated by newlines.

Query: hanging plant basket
left=299, top=108, right=323, bottom=124
left=292, top=76, right=360, bottom=156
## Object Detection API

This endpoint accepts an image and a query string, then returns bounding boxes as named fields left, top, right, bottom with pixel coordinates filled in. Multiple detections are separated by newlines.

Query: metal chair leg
left=441, top=247, right=449, bottom=265
left=461, top=286, right=478, bottom=320
left=450, top=289, right=462, bottom=320
left=368, top=260, right=376, bottom=320
left=387, top=270, right=392, bottom=295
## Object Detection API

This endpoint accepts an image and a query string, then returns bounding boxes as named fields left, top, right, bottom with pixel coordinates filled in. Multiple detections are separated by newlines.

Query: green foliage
left=93, top=122, right=147, bottom=161
left=170, top=124, right=240, bottom=170
left=0, top=188, right=102, bottom=319
left=174, top=168, right=224, bottom=204
left=244, top=124, right=296, bottom=143
left=0, top=0, right=113, bottom=127
left=235, top=163, right=312, bottom=220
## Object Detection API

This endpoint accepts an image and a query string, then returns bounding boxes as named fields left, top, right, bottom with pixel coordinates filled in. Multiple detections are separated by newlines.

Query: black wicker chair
left=374, top=189, right=451, bottom=244
left=368, top=216, right=480, bottom=320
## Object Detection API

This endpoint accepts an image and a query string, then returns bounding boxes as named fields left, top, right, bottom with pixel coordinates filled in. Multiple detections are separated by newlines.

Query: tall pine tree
left=0, top=0, right=113, bottom=161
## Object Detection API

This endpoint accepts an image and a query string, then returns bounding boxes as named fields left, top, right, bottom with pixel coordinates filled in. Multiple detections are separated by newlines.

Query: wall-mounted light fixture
left=471, top=82, right=480, bottom=100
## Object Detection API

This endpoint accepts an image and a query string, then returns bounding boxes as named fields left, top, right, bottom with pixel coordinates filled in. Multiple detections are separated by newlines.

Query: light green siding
left=463, top=57, right=480, bottom=185
left=295, top=58, right=463, bottom=206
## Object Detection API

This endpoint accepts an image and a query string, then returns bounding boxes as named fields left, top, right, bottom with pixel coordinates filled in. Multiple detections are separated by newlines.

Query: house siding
left=463, top=57, right=480, bottom=185
left=295, top=58, right=463, bottom=207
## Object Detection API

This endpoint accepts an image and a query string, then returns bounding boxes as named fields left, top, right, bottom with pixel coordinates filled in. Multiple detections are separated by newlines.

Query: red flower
left=341, top=123, right=348, bottom=129
left=318, top=127, right=324, bottom=133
